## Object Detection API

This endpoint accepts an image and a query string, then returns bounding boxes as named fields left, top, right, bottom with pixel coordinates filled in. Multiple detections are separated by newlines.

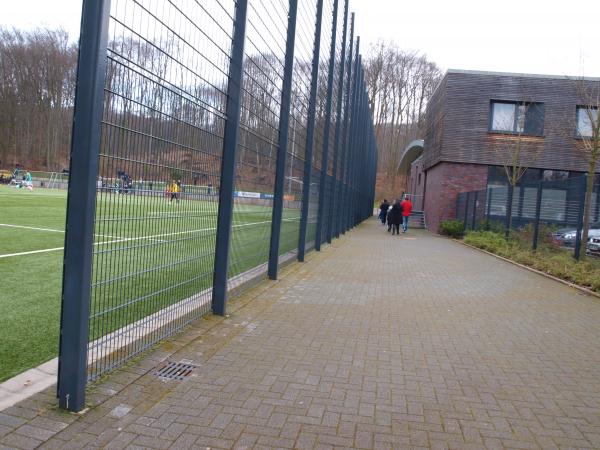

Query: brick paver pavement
left=2, top=218, right=600, bottom=449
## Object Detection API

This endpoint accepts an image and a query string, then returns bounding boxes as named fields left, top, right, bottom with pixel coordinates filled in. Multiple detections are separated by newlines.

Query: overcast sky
left=1, top=0, right=599, bottom=78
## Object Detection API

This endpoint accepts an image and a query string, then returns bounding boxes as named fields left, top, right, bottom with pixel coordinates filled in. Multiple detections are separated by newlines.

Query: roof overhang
left=397, top=139, right=424, bottom=175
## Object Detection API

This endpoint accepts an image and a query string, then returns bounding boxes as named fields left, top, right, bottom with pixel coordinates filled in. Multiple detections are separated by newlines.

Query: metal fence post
left=298, top=0, right=324, bottom=262
left=355, top=55, right=363, bottom=226
left=57, top=0, right=111, bottom=412
left=350, top=53, right=362, bottom=228
left=362, top=76, right=369, bottom=221
left=358, top=86, right=368, bottom=221
left=595, top=179, right=600, bottom=222
left=472, top=191, right=479, bottom=230
left=327, top=0, right=349, bottom=242
left=532, top=180, right=543, bottom=251
left=345, top=37, right=359, bottom=233
left=517, top=185, right=525, bottom=228
left=358, top=61, right=366, bottom=225
left=315, top=0, right=339, bottom=251
left=211, top=0, right=248, bottom=315
left=574, top=174, right=588, bottom=260
left=352, top=44, right=361, bottom=229
left=505, top=183, right=514, bottom=239
left=351, top=54, right=362, bottom=227
left=357, top=86, right=365, bottom=222
left=268, top=0, right=299, bottom=279
left=464, top=191, right=471, bottom=228
left=338, top=14, right=354, bottom=236
left=366, top=123, right=373, bottom=221
left=486, top=188, right=493, bottom=222
left=349, top=61, right=359, bottom=229
left=368, top=116, right=377, bottom=222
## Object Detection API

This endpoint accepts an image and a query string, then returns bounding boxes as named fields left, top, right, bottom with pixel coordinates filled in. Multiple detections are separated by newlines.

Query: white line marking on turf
left=0, top=224, right=64, bottom=233
left=93, top=217, right=300, bottom=246
left=0, top=247, right=65, bottom=258
left=0, top=223, right=119, bottom=239
left=0, top=217, right=301, bottom=259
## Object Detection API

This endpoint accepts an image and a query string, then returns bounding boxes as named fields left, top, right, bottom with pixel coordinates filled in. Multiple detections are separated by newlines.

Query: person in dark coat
left=379, top=199, right=390, bottom=225
left=387, top=199, right=402, bottom=235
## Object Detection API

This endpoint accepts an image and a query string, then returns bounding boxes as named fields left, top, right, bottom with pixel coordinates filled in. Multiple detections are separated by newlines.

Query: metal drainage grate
left=154, top=361, right=198, bottom=380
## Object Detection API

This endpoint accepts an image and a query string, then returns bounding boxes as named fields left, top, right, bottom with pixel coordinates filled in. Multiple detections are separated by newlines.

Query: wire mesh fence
left=305, top=0, right=332, bottom=250
left=227, top=0, right=283, bottom=281
left=58, top=0, right=377, bottom=411
left=83, top=0, right=235, bottom=381
left=278, top=0, right=315, bottom=258
left=456, top=175, right=600, bottom=260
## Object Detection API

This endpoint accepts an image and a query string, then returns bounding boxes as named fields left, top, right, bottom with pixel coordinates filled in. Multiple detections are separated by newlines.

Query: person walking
left=379, top=199, right=390, bottom=225
left=388, top=199, right=402, bottom=235
left=401, top=195, right=413, bottom=233
left=169, top=179, right=180, bottom=203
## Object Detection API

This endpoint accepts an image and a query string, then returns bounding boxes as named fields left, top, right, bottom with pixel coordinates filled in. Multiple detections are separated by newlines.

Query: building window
left=490, top=101, right=544, bottom=135
left=487, top=165, right=543, bottom=186
left=576, top=106, right=598, bottom=137
left=542, top=170, right=569, bottom=181
left=418, top=173, right=421, bottom=185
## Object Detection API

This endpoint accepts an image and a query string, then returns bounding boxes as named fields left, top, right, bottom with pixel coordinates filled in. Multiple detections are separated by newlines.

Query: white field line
left=0, top=223, right=65, bottom=233
left=144, top=212, right=264, bottom=219
left=93, top=216, right=301, bottom=246
left=0, top=217, right=301, bottom=259
left=0, top=191, right=66, bottom=198
left=0, top=247, right=66, bottom=258
left=146, top=211, right=217, bottom=216
left=0, top=223, right=119, bottom=239
left=0, top=223, right=122, bottom=259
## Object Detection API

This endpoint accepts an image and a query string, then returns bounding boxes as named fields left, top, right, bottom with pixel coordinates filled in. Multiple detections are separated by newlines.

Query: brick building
left=401, top=69, right=600, bottom=232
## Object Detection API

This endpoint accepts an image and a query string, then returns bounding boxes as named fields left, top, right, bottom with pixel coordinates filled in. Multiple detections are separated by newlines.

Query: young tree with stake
left=574, top=78, right=600, bottom=258
left=491, top=101, right=544, bottom=237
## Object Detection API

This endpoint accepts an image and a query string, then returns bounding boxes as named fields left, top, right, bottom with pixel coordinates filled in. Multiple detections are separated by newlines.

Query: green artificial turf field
left=0, top=185, right=312, bottom=381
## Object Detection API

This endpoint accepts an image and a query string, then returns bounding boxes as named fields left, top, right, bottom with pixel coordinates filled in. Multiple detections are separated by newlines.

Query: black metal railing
left=456, top=175, right=600, bottom=259
left=57, top=0, right=377, bottom=411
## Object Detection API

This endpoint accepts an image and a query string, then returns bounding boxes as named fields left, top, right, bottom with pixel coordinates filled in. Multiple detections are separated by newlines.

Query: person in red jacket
left=400, top=195, right=412, bottom=233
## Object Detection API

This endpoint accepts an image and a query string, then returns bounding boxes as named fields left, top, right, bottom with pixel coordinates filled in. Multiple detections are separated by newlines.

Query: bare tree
left=364, top=41, right=442, bottom=199
left=0, top=27, right=77, bottom=171
left=491, top=101, right=544, bottom=236
left=574, top=79, right=600, bottom=254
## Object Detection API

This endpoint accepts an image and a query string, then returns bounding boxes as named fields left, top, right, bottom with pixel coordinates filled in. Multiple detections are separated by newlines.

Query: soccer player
left=23, top=171, right=33, bottom=191
left=169, top=180, right=180, bottom=203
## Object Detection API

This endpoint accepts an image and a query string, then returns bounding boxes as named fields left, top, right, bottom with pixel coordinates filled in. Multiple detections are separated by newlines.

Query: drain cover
left=154, top=361, right=198, bottom=380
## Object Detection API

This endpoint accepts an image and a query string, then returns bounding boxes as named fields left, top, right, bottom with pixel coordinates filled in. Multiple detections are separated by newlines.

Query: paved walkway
left=2, top=219, right=600, bottom=449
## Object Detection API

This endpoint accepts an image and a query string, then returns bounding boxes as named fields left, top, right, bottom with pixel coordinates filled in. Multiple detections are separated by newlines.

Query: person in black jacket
left=387, top=200, right=395, bottom=232
left=387, top=199, right=402, bottom=235
left=379, top=199, right=390, bottom=224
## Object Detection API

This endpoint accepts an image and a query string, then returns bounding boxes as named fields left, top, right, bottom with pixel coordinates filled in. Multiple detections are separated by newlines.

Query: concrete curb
left=0, top=359, right=58, bottom=411
left=455, top=239, right=600, bottom=301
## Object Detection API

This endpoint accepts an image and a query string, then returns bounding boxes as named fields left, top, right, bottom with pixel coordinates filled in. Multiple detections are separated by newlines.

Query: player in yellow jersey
left=169, top=180, right=180, bottom=203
